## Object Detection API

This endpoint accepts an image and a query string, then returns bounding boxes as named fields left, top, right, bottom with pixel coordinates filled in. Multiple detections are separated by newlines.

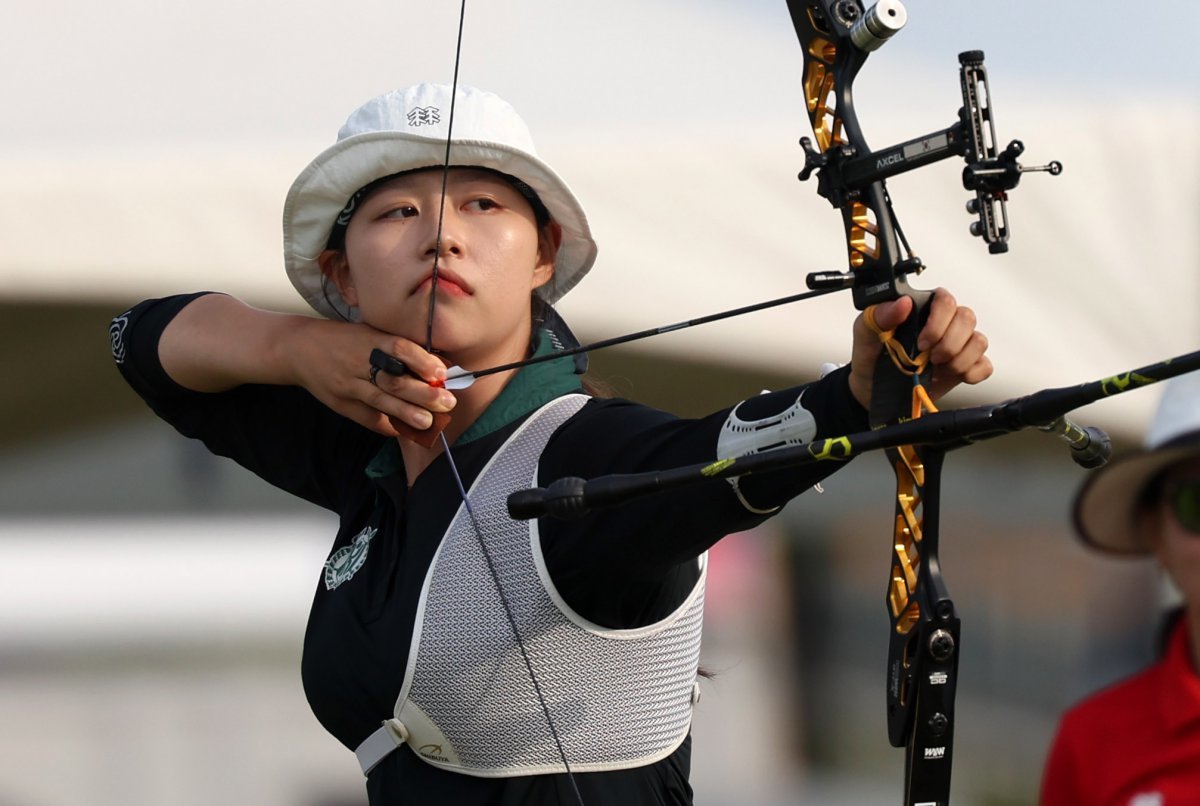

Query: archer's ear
left=532, top=221, right=562, bottom=291
left=319, top=249, right=358, bottom=307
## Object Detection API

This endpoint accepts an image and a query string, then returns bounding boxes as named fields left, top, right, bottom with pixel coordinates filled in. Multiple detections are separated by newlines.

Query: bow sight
left=793, top=0, right=1062, bottom=311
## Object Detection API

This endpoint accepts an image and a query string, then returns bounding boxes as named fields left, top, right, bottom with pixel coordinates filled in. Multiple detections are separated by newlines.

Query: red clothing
left=1041, top=619, right=1200, bottom=805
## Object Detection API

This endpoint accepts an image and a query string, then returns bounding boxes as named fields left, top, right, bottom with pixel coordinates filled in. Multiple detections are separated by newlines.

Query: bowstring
left=424, top=0, right=466, bottom=352
left=427, top=3, right=584, bottom=802
left=437, top=432, right=585, bottom=805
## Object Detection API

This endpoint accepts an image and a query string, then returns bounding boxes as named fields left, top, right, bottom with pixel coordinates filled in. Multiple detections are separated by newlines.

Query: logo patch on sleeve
left=109, top=313, right=130, bottom=364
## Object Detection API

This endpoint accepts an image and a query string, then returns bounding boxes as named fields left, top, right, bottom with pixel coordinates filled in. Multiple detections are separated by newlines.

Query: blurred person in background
left=109, top=83, right=992, bottom=805
left=1041, top=370, right=1200, bottom=805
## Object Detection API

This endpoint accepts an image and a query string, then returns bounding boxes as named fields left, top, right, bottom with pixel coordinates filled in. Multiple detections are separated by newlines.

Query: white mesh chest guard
left=377, top=394, right=706, bottom=778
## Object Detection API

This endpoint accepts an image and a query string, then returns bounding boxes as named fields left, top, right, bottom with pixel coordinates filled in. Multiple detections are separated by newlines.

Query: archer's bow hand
left=848, top=288, right=993, bottom=409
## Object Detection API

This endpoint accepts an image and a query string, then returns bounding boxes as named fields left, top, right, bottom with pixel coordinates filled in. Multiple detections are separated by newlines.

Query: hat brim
left=1073, top=443, right=1200, bottom=554
left=282, top=131, right=597, bottom=320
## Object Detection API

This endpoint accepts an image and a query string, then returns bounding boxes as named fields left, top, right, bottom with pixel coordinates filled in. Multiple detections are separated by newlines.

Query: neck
left=397, top=317, right=548, bottom=483
left=434, top=317, right=535, bottom=380
left=397, top=368, right=517, bottom=485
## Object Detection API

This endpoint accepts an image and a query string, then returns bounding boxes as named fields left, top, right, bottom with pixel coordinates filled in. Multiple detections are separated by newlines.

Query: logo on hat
left=284, top=84, right=598, bottom=320
left=407, top=106, right=441, bottom=127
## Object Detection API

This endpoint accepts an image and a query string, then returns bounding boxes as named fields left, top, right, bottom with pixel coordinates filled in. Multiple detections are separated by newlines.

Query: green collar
left=365, top=332, right=583, bottom=479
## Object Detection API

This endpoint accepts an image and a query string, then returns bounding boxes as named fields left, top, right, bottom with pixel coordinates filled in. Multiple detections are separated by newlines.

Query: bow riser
left=467, top=5, right=1062, bottom=804
left=791, top=2, right=955, bottom=802
left=791, top=0, right=918, bottom=309
left=885, top=447, right=961, bottom=801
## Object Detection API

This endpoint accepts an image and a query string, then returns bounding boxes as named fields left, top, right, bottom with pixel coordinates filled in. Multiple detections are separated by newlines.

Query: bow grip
left=867, top=288, right=933, bottom=429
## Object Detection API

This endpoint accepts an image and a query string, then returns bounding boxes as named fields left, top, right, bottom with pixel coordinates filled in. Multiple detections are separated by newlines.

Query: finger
left=931, top=356, right=994, bottom=400
left=368, top=373, right=457, bottom=414
left=927, top=306, right=979, bottom=365
left=961, top=353, right=994, bottom=384
left=389, top=412, right=453, bottom=448
left=916, top=288, right=958, bottom=351
left=929, top=334, right=992, bottom=398
left=938, top=331, right=992, bottom=384
left=378, top=339, right=448, bottom=384
left=362, top=382, right=451, bottom=429
left=339, top=400, right=402, bottom=438
left=868, top=296, right=915, bottom=333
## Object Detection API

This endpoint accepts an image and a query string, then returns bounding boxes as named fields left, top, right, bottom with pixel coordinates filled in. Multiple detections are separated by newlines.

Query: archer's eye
left=382, top=205, right=419, bottom=219
left=466, top=197, right=500, bottom=212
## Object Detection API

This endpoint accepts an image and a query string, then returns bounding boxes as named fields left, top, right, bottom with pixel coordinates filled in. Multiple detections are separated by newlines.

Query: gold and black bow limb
left=417, top=2, right=1195, bottom=804
left=788, top=4, right=1062, bottom=801
left=503, top=2, right=1154, bottom=804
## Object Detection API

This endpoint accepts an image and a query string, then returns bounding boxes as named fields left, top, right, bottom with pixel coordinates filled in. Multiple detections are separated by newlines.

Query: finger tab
left=389, top=412, right=452, bottom=449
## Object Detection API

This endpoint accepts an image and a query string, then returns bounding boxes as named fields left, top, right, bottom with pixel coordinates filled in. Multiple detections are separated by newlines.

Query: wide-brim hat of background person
left=1074, top=370, right=1200, bottom=554
left=283, top=83, right=598, bottom=321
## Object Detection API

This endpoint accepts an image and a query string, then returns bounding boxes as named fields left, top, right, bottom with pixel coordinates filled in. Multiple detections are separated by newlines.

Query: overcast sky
left=4, top=0, right=1195, bottom=149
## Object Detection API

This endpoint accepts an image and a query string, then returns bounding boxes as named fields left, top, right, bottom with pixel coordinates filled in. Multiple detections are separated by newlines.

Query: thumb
left=868, top=296, right=914, bottom=332
left=848, top=296, right=916, bottom=410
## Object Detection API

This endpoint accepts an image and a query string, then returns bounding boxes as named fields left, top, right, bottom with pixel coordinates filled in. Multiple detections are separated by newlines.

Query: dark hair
left=527, top=296, right=615, bottom=399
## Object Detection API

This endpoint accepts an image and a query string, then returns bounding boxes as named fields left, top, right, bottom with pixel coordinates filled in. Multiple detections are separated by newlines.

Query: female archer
left=1041, top=372, right=1200, bottom=804
left=111, top=83, right=991, bottom=804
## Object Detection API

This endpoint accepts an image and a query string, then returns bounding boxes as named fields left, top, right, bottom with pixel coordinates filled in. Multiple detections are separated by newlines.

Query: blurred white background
left=1, top=1, right=1197, bottom=804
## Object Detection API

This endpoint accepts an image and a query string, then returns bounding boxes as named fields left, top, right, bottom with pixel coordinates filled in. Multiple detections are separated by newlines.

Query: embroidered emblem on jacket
left=323, top=527, right=378, bottom=590
left=109, top=313, right=130, bottom=364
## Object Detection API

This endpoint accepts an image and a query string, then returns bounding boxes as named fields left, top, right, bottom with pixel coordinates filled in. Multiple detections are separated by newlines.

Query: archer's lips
left=416, top=269, right=472, bottom=297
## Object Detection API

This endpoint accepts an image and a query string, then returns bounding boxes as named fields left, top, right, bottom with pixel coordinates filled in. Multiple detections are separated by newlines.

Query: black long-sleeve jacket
left=112, top=293, right=867, bottom=805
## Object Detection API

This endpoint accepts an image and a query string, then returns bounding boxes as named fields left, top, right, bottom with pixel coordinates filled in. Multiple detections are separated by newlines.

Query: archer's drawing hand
left=288, top=320, right=456, bottom=438
left=848, top=288, right=992, bottom=410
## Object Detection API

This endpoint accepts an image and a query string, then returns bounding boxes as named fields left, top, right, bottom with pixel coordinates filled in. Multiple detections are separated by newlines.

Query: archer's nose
left=422, top=204, right=464, bottom=258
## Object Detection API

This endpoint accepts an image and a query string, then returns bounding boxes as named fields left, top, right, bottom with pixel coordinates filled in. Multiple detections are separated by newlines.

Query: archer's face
left=326, top=168, right=557, bottom=368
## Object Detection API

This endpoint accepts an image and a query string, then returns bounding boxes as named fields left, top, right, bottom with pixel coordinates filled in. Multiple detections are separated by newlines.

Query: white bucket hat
left=283, top=83, right=598, bottom=320
left=1073, top=370, right=1200, bottom=554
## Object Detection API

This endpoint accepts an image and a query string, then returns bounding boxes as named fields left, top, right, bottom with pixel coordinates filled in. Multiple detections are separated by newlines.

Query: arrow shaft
left=446, top=284, right=844, bottom=384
